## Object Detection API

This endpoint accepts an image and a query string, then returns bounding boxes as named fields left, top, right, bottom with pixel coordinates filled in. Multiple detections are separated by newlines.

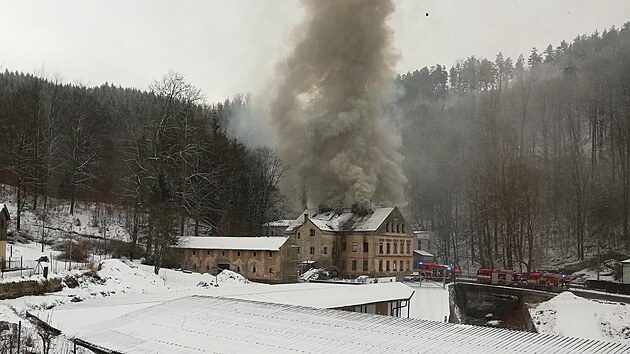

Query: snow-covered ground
left=530, top=291, right=630, bottom=343
left=0, top=257, right=253, bottom=353
left=405, top=280, right=451, bottom=322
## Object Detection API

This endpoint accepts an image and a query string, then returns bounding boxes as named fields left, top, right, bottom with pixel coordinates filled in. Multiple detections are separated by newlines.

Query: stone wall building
left=285, top=207, right=414, bottom=278
left=174, top=236, right=298, bottom=283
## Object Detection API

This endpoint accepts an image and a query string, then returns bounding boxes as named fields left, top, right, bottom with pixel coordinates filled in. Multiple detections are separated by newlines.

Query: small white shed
left=622, top=259, right=630, bottom=284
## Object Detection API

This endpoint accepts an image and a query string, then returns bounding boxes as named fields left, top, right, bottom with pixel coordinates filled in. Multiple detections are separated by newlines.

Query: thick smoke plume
left=269, top=0, right=407, bottom=210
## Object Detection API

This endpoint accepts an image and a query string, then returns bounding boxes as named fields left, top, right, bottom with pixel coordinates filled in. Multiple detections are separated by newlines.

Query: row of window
left=345, top=260, right=412, bottom=272
left=190, top=263, right=276, bottom=275
left=296, top=229, right=317, bottom=239
left=385, top=222, right=405, bottom=234
left=297, top=246, right=328, bottom=255
left=378, top=240, right=412, bottom=255
left=299, top=240, right=411, bottom=255
left=190, top=250, right=274, bottom=258
left=378, top=260, right=411, bottom=272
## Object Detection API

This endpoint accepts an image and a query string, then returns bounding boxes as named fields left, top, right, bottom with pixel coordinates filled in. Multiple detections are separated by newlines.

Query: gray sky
left=1, top=0, right=628, bottom=103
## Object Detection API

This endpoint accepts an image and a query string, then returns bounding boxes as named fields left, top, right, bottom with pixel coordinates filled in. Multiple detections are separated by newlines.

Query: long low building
left=35, top=281, right=418, bottom=343
left=173, top=236, right=298, bottom=283
left=63, top=295, right=629, bottom=353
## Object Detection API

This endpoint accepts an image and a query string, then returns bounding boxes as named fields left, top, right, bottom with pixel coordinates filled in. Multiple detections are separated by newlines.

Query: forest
left=0, top=71, right=288, bottom=272
left=399, top=23, right=630, bottom=271
left=1, top=22, right=630, bottom=273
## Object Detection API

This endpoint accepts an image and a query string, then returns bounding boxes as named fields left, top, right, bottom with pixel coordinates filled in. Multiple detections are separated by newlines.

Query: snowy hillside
left=1, top=186, right=131, bottom=243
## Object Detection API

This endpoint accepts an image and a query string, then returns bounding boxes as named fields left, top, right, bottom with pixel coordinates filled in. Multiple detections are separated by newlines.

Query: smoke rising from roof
left=268, top=0, right=407, bottom=209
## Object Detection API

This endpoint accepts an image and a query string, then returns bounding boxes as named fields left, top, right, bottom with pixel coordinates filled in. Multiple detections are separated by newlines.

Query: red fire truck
left=418, top=262, right=460, bottom=278
left=476, top=268, right=518, bottom=285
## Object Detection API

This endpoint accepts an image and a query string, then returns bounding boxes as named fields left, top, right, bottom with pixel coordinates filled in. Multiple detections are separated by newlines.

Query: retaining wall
left=0, top=277, right=63, bottom=300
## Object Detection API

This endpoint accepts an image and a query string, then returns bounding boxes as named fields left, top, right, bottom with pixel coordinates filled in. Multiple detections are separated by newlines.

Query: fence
left=586, top=279, right=630, bottom=295
left=0, top=253, right=110, bottom=279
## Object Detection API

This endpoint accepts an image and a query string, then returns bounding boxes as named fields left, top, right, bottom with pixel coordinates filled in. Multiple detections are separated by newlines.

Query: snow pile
left=530, top=291, right=630, bottom=343
left=300, top=268, right=320, bottom=282
left=217, top=269, right=250, bottom=284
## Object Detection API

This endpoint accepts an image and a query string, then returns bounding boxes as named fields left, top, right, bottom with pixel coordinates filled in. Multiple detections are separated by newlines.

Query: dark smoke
left=269, top=0, right=407, bottom=209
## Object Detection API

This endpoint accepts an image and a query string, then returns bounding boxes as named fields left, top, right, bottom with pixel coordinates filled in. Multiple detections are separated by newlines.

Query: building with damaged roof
left=286, top=206, right=414, bottom=278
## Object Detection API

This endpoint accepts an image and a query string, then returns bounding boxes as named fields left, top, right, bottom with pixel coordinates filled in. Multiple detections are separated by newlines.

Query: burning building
left=285, top=206, right=414, bottom=278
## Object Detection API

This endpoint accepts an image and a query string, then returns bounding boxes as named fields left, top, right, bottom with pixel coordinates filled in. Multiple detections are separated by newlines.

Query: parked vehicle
left=417, top=262, right=460, bottom=279
left=476, top=268, right=518, bottom=285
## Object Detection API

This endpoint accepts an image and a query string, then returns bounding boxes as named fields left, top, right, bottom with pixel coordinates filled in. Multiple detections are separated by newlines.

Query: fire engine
left=417, top=262, right=460, bottom=278
left=476, top=268, right=518, bottom=285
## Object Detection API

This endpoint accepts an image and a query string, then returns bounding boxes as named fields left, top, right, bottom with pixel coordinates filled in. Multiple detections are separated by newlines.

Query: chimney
left=304, top=213, right=309, bottom=220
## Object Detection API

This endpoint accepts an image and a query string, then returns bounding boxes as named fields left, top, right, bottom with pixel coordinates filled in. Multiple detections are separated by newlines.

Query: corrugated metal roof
left=177, top=236, right=289, bottom=251
left=73, top=296, right=630, bottom=354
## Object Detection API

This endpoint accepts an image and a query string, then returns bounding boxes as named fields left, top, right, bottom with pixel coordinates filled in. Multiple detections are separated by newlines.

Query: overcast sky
left=1, top=0, right=628, bottom=103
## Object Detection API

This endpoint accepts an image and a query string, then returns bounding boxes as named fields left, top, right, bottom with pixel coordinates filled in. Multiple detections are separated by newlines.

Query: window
left=352, top=242, right=358, bottom=252
left=237, top=251, right=241, bottom=257
left=402, top=224, right=405, bottom=233
left=268, top=251, right=273, bottom=258
left=297, top=247, right=300, bottom=254
left=253, top=266, right=257, bottom=273
left=386, top=261, right=390, bottom=271
left=393, top=242, right=398, bottom=254
left=363, top=242, right=368, bottom=252
left=310, top=229, right=315, bottom=236
left=379, top=242, right=383, bottom=254
left=192, top=250, right=196, bottom=255
left=393, top=262, right=397, bottom=271
left=407, top=261, right=410, bottom=271
left=352, top=260, right=357, bottom=271
left=297, top=232, right=301, bottom=239
left=401, top=241, right=404, bottom=253
left=237, top=266, right=240, bottom=272
left=397, top=224, right=400, bottom=233
left=386, top=243, right=391, bottom=254
left=379, top=260, right=383, bottom=271
left=253, top=251, right=257, bottom=257
left=310, top=247, right=315, bottom=254
left=323, top=247, right=328, bottom=255
left=268, top=267, right=272, bottom=274
left=221, top=250, right=225, bottom=256
left=386, top=223, right=390, bottom=232
left=207, top=265, right=210, bottom=271
left=400, top=261, right=403, bottom=271
left=407, top=241, right=411, bottom=254
left=207, top=250, right=210, bottom=256
left=341, top=239, right=347, bottom=252
left=363, top=260, right=368, bottom=271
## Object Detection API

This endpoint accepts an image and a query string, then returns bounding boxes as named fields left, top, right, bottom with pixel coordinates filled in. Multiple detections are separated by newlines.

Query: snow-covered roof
left=414, top=250, right=435, bottom=257
left=212, top=281, right=414, bottom=309
left=177, top=236, right=289, bottom=251
left=286, top=207, right=397, bottom=233
left=262, top=219, right=294, bottom=227
left=622, top=258, right=630, bottom=264
left=69, top=296, right=630, bottom=354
